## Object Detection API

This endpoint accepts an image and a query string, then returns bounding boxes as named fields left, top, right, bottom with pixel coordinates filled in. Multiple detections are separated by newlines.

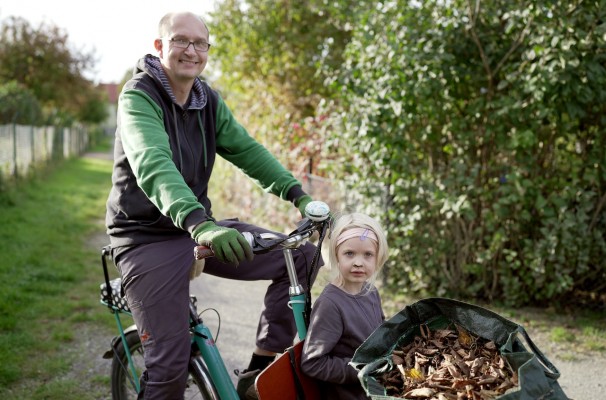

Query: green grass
left=0, top=147, right=117, bottom=399
left=550, top=326, right=576, bottom=343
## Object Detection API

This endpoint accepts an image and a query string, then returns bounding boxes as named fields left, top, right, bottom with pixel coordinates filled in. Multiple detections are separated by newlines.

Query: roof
left=98, top=83, right=120, bottom=104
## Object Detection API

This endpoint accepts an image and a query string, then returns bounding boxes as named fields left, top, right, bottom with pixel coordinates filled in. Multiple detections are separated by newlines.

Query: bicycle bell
left=305, top=201, right=330, bottom=222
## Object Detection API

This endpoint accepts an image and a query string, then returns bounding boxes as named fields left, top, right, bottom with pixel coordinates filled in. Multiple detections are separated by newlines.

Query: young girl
left=301, top=212, right=388, bottom=400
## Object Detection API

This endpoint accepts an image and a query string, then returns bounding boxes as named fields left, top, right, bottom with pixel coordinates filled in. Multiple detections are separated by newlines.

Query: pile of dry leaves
left=377, top=324, right=518, bottom=399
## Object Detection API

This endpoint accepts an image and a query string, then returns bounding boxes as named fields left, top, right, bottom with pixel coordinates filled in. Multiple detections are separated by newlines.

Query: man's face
left=155, top=14, right=209, bottom=83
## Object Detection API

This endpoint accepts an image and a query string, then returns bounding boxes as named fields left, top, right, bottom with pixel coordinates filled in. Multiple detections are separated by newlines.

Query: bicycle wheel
left=188, top=355, right=220, bottom=400
left=110, top=331, right=218, bottom=400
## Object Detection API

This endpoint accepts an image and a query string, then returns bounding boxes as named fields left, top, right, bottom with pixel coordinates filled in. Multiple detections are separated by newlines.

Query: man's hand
left=192, top=221, right=254, bottom=265
left=295, top=195, right=313, bottom=219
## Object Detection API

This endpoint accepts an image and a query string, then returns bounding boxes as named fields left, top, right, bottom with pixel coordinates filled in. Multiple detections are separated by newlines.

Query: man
left=106, top=11, right=319, bottom=399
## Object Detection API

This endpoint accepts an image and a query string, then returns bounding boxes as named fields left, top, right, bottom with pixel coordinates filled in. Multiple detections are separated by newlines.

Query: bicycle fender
left=102, top=324, right=139, bottom=359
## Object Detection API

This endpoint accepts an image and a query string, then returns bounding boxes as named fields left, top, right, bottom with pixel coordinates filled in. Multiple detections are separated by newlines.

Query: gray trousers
left=115, top=219, right=322, bottom=400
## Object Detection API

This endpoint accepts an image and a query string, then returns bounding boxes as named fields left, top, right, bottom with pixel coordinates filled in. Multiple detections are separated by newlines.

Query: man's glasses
left=166, top=38, right=211, bottom=52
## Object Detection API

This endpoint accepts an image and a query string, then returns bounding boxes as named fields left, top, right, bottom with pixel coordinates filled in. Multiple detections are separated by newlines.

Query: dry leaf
left=378, top=324, right=519, bottom=399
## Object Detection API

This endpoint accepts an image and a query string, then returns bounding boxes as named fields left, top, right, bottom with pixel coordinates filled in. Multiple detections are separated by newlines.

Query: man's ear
left=154, top=38, right=163, bottom=54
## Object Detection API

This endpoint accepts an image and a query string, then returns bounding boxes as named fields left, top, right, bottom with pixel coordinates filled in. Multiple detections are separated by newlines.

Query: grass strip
left=0, top=153, right=117, bottom=399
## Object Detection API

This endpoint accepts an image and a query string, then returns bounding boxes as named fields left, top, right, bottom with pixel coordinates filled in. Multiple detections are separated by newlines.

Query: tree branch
left=466, top=0, right=493, bottom=91
left=493, top=15, right=534, bottom=77
left=588, top=192, right=606, bottom=232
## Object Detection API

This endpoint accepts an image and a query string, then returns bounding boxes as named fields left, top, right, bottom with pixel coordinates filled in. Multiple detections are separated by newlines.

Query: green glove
left=192, top=221, right=254, bottom=265
left=294, top=195, right=313, bottom=218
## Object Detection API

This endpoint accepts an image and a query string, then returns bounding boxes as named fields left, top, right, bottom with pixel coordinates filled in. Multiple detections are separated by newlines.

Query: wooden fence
left=0, top=123, right=89, bottom=180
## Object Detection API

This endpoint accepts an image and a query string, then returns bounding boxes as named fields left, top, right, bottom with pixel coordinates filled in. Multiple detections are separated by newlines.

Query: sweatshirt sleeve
left=214, top=95, right=304, bottom=202
left=300, top=294, right=359, bottom=384
left=118, top=89, right=207, bottom=230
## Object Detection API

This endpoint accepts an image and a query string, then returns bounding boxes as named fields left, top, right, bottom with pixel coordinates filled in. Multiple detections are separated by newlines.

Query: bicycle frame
left=101, top=203, right=330, bottom=399
left=188, top=301, right=238, bottom=399
left=267, top=232, right=315, bottom=339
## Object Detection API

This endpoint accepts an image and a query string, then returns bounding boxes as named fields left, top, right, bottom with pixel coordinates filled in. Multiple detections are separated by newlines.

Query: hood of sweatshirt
left=136, top=54, right=208, bottom=110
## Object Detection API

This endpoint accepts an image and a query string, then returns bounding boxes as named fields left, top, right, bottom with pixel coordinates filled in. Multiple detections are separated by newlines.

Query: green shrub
left=321, top=0, right=606, bottom=306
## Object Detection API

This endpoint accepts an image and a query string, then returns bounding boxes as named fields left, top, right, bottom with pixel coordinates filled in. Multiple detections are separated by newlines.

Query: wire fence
left=0, top=123, right=90, bottom=180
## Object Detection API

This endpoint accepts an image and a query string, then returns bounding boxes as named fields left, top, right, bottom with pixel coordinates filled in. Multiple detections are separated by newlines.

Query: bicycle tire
left=110, top=331, right=218, bottom=400
left=189, top=355, right=220, bottom=400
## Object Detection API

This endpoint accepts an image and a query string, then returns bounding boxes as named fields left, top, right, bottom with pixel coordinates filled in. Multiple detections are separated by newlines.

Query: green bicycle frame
left=113, top=311, right=141, bottom=393
left=187, top=244, right=310, bottom=399
left=283, top=246, right=309, bottom=339
left=289, top=293, right=308, bottom=339
left=188, top=302, right=239, bottom=399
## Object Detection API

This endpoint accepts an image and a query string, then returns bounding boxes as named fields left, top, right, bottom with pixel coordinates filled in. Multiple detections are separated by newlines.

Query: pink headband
left=336, top=228, right=378, bottom=247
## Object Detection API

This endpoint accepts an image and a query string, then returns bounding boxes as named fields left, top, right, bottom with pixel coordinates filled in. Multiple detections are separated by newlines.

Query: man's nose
left=184, top=42, right=197, bottom=53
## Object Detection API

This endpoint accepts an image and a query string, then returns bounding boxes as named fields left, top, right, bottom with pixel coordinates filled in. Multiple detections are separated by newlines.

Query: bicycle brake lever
left=293, top=217, right=314, bottom=233
left=242, top=232, right=286, bottom=254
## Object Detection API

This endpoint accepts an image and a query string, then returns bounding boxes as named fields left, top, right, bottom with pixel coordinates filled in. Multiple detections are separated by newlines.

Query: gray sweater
left=301, top=283, right=384, bottom=400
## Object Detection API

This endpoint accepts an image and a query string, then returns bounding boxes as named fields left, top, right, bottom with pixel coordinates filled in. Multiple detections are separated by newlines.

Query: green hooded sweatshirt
left=106, top=55, right=305, bottom=248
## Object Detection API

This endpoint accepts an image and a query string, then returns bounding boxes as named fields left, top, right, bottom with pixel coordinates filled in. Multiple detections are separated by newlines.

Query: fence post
left=31, top=124, right=35, bottom=165
left=12, top=122, right=17, bottom=177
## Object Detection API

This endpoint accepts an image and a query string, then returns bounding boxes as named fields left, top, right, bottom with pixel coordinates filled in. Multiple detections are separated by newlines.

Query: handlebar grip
left=194, top=232, right=253, bottom=259
left=194, top=245, right=214, bottom=260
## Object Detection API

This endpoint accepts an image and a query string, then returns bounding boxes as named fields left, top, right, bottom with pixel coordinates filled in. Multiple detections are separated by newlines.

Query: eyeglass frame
left=164, top=37, right=212, bottom=52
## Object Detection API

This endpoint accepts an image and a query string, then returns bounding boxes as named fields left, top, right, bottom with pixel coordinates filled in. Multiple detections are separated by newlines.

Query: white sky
left=0, top=1, right=216, bottom=84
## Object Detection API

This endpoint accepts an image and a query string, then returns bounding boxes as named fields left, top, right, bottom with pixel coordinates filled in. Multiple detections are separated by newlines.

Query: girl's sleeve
left=300, top=295, right=359, bottom=384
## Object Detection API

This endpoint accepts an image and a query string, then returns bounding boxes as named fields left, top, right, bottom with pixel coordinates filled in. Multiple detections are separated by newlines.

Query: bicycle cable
left=198, top=307, right=222, bottom=343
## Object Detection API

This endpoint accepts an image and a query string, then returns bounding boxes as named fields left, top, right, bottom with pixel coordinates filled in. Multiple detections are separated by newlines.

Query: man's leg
left=116, top=237, right=195, bottom=400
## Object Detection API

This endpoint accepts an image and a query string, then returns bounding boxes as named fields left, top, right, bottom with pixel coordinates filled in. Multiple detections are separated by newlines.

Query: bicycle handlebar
left=194, top=201, right=330, bottom=260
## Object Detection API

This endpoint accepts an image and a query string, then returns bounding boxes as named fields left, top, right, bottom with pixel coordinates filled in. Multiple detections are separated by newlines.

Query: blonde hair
left=328, top=212, right=388, bottom=288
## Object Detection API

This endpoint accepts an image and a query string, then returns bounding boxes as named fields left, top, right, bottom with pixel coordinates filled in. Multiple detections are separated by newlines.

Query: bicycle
left=99, top=201, right=331, bottom=399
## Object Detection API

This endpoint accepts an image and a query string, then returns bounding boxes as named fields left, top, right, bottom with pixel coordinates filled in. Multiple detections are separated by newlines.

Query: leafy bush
left=320, top=0, right=606, bottom=306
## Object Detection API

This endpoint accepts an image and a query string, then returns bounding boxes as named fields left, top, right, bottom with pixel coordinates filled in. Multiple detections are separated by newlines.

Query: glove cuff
left=295, top=194, right=313, bottom=218
left=287, top=185, right=307, bottom=203
left=294, top=194, right=312, bottom=208
left=191, top=220, right=217, bottom=242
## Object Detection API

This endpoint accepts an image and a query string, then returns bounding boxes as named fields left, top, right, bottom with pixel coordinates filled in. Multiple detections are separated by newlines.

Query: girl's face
left=336, top=236, right=378, bottom=294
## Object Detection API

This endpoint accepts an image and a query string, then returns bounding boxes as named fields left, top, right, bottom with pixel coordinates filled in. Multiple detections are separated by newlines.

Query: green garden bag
left=350, top=298, right=569, bottom=400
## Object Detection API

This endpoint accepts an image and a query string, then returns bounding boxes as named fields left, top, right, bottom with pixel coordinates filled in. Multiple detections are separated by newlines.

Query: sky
left=0, top=1, right=216, bottom=84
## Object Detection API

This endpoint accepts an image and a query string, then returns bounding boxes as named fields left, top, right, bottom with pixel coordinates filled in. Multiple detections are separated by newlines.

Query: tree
left=0, top=80, right=43, bottom=125
left=76, top=85, right=108, bottom=125
left=0, top=16, right=102, bottom=125
left=207, top=0, right=356, bottom=225
left=209, top=0, right=355, bottom=171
